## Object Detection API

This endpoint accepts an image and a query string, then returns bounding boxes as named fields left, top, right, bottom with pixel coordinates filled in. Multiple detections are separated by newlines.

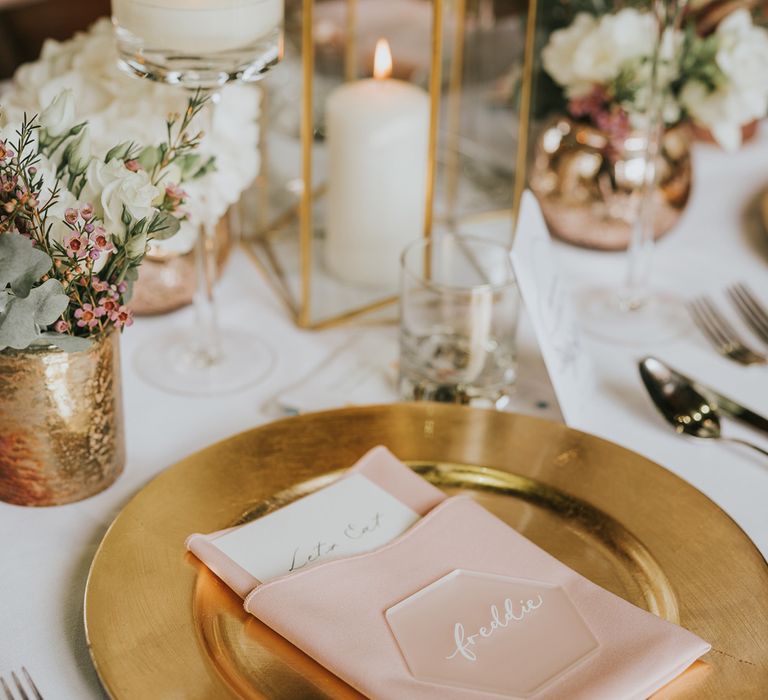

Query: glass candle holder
left=113, top=0, right=283, bottom=88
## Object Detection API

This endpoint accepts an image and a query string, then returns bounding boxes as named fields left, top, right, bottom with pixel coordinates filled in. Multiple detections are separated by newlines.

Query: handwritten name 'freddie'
left=446, top=594, right=544, bottom=662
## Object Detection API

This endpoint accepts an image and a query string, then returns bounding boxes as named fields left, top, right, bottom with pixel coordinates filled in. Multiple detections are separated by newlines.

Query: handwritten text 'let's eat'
left=288, top=512, right=383, bottom=572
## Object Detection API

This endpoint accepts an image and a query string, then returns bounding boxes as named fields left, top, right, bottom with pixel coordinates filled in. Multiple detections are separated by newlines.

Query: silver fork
left=689, top=297, right=767, bottom=366
left=0, top=668, right=43, bottom=700
left=728, top=283, right=768, bottom=346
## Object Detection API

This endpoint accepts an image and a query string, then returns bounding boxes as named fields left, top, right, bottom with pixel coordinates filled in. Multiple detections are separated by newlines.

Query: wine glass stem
left=622, top=120, right=662, bottom=311
left=192, top=89, right=223, bottom=364
left=620, top=0, right=687, bottom=312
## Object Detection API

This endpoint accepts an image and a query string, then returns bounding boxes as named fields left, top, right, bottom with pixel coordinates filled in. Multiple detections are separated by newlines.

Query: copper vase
left=530, top=116, right=692, bottom=251
left=0, top=331, right=125, bottom=506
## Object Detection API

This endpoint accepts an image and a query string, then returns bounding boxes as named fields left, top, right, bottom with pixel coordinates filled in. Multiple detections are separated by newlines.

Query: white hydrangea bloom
left=542, top=14, right=598, bottom=96
left=543, top=9, right=656, bottom=97
left=4, top=18, right=261, bottom=253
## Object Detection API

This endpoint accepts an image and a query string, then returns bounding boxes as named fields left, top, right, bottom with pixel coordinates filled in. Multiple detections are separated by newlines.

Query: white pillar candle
left=325, top=39, right=429, bottom=289
left=113, top=0, right=283, bottom=55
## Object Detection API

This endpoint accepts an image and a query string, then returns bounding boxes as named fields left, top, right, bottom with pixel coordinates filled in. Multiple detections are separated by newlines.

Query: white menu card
left=511, top=191, right=595, bottom=428
left=212, top=474, right=419, bottom=583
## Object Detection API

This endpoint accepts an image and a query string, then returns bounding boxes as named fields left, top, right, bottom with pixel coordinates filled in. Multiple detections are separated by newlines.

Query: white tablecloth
left=1, top=130, right=767, bottom=699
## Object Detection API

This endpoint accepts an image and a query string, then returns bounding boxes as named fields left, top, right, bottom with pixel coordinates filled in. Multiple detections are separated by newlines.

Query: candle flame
left=373, top=38, right=393, bottom=80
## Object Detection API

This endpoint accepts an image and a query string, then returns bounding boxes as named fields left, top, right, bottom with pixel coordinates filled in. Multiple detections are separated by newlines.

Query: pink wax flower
left=74, top=303, right=103, bottom=329
left=91, top=278, right=110, bottom=293
left=80, top=203, right=94, bottom=220
left=164, top=183, right=187, bottom=209
left=110, top=305, right=134, bottom=329
left=53, top=319, right=70, bottom=333
left=568, top=85, right=608, bottom=120
left=64, top=208, right=79, bottom=225
left=107, top=282, right=127, bottom=298
left=595, top=107, right=631, bottom=143
left=125, top=159, right=141, bottom=172
left=90, top=227, right=115, bottom=254
left=63, top=231, right=89, bottom=259
left=98, top=295, right=120, bottom=317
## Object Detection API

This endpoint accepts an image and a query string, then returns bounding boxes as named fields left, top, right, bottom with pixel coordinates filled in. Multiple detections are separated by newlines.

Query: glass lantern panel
left=433, top=0, right=531, bottom=246
left=244, top=0, right=438, bottom=328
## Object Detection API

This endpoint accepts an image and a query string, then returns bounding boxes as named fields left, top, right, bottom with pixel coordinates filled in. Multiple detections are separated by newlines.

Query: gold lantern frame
left=242, top=0, right=539, bottom=330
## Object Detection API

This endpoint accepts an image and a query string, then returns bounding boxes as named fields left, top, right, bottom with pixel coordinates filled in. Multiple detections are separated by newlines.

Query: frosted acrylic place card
left=511, top=191, right=595, bottom=428
left=211, top=474, right=419, bottom=584
left=386, top=570, right=599, bottom=697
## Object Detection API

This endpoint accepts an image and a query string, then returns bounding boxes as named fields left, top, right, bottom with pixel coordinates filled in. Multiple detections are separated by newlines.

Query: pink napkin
left=188, top=447, right=710, bottom=699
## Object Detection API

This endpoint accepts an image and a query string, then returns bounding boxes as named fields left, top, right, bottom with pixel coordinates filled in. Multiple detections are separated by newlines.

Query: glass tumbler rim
left=400, top=234, right=517, bottom=294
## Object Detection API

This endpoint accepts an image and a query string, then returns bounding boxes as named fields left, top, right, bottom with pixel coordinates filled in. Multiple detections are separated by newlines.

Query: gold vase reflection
left=0, top=330, right=124, bottom=506
left=530, top=116, right=692, bottom=251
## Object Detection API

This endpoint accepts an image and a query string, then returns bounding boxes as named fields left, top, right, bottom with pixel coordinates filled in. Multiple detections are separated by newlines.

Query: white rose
left=542, top=14, right=597, bottom=92
left=83, top=159, right=161, bottom=242
left=715, top=10, right=768, bottom=94
left=680, top=11, right=768, bottom=150
left=681, top=80, right=763, bottom=151
left=39, top=90, right=76, bottom=137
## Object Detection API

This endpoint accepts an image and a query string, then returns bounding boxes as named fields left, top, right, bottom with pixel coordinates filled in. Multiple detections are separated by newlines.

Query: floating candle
left=112, top=0, right=283, bottom=55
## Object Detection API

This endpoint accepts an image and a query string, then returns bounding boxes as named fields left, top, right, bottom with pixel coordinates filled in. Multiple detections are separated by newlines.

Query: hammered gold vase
left=0, top=331, right=125, bottom=507
left=530, top=116, right=692, bottom=250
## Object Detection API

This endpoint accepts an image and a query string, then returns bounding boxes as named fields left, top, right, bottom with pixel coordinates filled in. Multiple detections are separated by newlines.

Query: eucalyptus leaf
left=148, top=212, right=181, bottom=240
left=0, top=279, right=70, bottom=351
left=122, top=279, right=136, bottom=302
left=0, top=232, right=53, bottom=297
left=175, top=153, right=202, bottom=180
left=138, top=145, right=161, bottom=171
left=34, top=332, right=92, bottom=352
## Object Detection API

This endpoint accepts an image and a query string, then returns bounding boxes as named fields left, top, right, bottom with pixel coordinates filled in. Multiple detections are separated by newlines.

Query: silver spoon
left=639, top=357, right=768, bottom=458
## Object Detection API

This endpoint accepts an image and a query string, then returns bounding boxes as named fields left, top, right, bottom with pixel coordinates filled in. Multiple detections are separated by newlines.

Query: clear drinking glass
left=399, top=235, right=520, bottom=409
left=111, top=0, right=282, bottom=395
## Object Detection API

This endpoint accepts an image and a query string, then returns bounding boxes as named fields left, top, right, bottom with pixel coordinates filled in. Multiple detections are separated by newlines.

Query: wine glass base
left=578, top=287, right=691, bottom=346
left=135, top=328, right=274, bottom=396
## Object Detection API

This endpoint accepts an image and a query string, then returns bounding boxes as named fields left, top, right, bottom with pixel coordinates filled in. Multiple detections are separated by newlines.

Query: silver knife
left=676, top=367, right=768, bottom=437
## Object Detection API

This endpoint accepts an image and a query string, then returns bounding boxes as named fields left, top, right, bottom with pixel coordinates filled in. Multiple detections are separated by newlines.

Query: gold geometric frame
left=242, top=0, right=538, bottom=329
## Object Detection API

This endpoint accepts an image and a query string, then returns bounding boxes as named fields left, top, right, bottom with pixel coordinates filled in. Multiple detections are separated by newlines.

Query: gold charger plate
left=84, top=404, right=768, bottom=699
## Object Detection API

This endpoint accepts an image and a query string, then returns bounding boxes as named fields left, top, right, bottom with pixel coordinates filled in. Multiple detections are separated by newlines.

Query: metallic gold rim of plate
left=83, top=403, right=768, bottom=699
